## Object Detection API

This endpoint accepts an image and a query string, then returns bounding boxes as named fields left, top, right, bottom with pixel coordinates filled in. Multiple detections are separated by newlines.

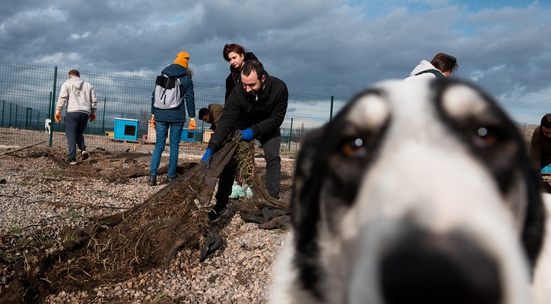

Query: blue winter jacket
left=151, top=63, right=196, bottom=122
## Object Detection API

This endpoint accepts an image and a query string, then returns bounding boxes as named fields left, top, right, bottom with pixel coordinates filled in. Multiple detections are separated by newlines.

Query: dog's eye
left=472, top=127, right=499, bottom=148
left=342, top=138, right=367, bottom=158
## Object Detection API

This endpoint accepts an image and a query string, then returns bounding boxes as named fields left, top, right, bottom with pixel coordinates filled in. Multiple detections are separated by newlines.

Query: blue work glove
left=240, top=128, right=254, bottom=142
left=201, top=148, right=213, bottom=168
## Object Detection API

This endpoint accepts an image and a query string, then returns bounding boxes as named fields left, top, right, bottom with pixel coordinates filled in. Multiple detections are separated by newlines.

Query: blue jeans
left=64, top=112, right=89, bottom=161
left=149, top=121, right=183, bottom=178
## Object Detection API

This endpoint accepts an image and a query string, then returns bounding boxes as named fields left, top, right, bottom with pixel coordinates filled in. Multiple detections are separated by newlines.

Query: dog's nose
left=379, top=225, right=502, bottom=304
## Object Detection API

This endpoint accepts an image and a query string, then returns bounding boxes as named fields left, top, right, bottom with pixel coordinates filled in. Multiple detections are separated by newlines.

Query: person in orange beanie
left=148, top=52, right=196, bottom=186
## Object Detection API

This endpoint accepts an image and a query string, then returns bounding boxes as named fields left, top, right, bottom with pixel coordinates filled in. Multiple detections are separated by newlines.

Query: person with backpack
left=148, top=51, right=196, bottom=186
left=405, top=52, right=458, bottom=81
left=55, top=69, right=97, bottom=165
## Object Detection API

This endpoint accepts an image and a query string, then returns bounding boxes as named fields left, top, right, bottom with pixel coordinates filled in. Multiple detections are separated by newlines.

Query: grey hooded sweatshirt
left=56, top=76, right=97, bottom=114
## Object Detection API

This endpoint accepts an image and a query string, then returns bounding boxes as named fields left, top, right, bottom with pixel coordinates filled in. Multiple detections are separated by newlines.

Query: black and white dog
left=270, top=78, right=551, bottom=304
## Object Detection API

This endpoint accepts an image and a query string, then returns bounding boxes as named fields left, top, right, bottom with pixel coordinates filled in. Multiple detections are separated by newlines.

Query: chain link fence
left=0, top=61, right=347, bottom=152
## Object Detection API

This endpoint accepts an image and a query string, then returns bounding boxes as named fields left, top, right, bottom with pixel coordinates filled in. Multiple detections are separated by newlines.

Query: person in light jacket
left=405, top=52, right=458, bottom=81
left=55, top=69, right=97, bottom=165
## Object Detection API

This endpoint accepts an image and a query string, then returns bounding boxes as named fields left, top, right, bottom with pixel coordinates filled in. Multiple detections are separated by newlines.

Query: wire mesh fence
left=0, top=61, right=347, bottom=152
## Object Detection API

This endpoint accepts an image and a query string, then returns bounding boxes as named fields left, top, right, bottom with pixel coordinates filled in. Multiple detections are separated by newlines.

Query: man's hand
left=240, top=128, right=254, bottom=142
left=201, top=148, right=213, bottom=168
left=150, top=115, right=155, bottom=128
left=54, top=112, right=62, bottom=123
left=188, top=118, right=197, bottom=130
left=89, top=113, right=96, bottom=122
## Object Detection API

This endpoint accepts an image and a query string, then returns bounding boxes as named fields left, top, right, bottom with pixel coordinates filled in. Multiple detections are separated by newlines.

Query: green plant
left=44, top=169, right=63, bottom=177
left=64, top=232, right=79, bottom=243
left=155, top=291, right=169, bottom=299
left=8, top=223, right=23, bottom=234
left=58, top=207, right=81, bottom=221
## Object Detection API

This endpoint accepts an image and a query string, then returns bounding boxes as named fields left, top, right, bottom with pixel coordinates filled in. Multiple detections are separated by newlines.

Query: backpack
left=154, top=74, right=183, bottom=109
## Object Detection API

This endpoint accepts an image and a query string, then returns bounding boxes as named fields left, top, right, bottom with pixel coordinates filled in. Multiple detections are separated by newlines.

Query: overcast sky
left=1, top=0, right=550, bottom=124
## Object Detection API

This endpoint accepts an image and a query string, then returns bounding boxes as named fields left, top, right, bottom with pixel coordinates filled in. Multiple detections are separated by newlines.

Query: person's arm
left=207, top=95, right=240, bottom=152
left=55, top=82, right=69, bottom=113
left=184, top=77, right=196, bottom=118
left=89, top=84, right=97, bottom=114
left=150, top=90, right=156, bottom=115
left=225, top=74, right=234, bottom=101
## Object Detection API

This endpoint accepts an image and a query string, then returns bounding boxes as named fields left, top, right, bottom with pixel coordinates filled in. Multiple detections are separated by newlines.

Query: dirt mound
left=1, top=136, right=290, bottom=303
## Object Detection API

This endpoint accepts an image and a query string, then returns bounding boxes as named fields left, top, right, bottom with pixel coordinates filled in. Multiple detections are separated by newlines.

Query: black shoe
left=208, top=205, right=227, bottom=222
left=167, top=176, right=175, bottom=183
left=148, top=175, right=157, bottom=186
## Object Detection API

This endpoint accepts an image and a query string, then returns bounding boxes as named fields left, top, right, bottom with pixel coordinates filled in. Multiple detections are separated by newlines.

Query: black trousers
left=215, top=129, right=282, bottom=207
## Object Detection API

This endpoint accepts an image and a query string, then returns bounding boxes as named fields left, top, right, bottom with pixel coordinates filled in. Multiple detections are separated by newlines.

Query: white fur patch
left=347, top=94, right=389, bottom=129
left=441, top=84, right=489, bottom=118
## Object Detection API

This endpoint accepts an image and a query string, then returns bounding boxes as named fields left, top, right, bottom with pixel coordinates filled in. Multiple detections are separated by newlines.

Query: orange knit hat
left=174, top=52, right=190, bottom=69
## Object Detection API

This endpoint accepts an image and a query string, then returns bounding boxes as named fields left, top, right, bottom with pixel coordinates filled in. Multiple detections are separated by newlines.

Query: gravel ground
left=0, top=129, right=295, bottom=303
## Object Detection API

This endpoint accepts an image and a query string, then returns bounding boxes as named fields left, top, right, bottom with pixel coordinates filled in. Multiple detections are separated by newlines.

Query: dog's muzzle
left=379, top=223, right=502, bottom=304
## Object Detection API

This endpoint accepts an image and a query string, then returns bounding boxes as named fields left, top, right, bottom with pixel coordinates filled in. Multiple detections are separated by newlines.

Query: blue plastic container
left=181, top=129, right=196, bottom=142
left=114, top=118, right=139, bottom=141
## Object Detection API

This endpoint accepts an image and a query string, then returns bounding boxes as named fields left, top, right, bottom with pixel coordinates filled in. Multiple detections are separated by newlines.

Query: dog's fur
left=270, top=78, right=551, bottom=303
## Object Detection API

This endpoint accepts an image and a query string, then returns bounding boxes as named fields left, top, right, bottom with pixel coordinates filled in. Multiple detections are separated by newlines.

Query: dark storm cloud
left=1, top=0, right=550, bottom=124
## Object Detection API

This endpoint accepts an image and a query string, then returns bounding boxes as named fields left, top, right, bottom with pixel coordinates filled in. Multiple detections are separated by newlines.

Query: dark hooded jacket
left=208, top=72, right=288, bottom=152
left=151, top=63, right=196, bottom=122
left=529, top=126, right=551, bottom=169
left=225, top=52, right=259, bottom=100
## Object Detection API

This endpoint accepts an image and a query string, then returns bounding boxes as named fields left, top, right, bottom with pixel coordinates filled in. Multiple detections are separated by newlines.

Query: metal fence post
left=48, top=92, right=52, bottom=119
left=329, top=95, right=334, bottom=122
left=14, top=105, right=18, bottom=128
left=102, top=97, right=106, bottom=135
left=49, top=66, right=58, bottom=147
left=26, top=107, right=32, bottom=129
left=288, top=117, right=293, bottom=150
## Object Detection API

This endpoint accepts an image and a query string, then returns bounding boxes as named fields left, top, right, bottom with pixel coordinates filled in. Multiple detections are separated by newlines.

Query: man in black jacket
left=201, top=60, right=288, bottom=221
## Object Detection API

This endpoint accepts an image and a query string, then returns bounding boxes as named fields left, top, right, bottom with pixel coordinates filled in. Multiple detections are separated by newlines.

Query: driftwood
left=0, top=141, right=47, bottom=155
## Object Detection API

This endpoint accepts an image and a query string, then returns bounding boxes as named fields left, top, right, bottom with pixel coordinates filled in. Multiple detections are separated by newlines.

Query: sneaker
left=167, top=176, right=175, bottom=183
left=68, top=160, right=77, bottom=165
left=208, top=205, right=227, bottom=222
left=81, top=151, right=89, bottom=160
left=148, top=175, right=157, bottom=186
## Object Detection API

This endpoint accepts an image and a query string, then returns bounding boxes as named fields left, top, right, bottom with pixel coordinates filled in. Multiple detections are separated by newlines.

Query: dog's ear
left=520, top=154, right=546, bottom=275
left=289, top=125, right=328, bottom=299
left=291, top=126, right=325, bottom=233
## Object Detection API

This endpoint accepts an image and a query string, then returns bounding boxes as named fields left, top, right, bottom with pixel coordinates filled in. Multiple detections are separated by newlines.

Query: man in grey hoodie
left=55, top=69, right=97, bottom=165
